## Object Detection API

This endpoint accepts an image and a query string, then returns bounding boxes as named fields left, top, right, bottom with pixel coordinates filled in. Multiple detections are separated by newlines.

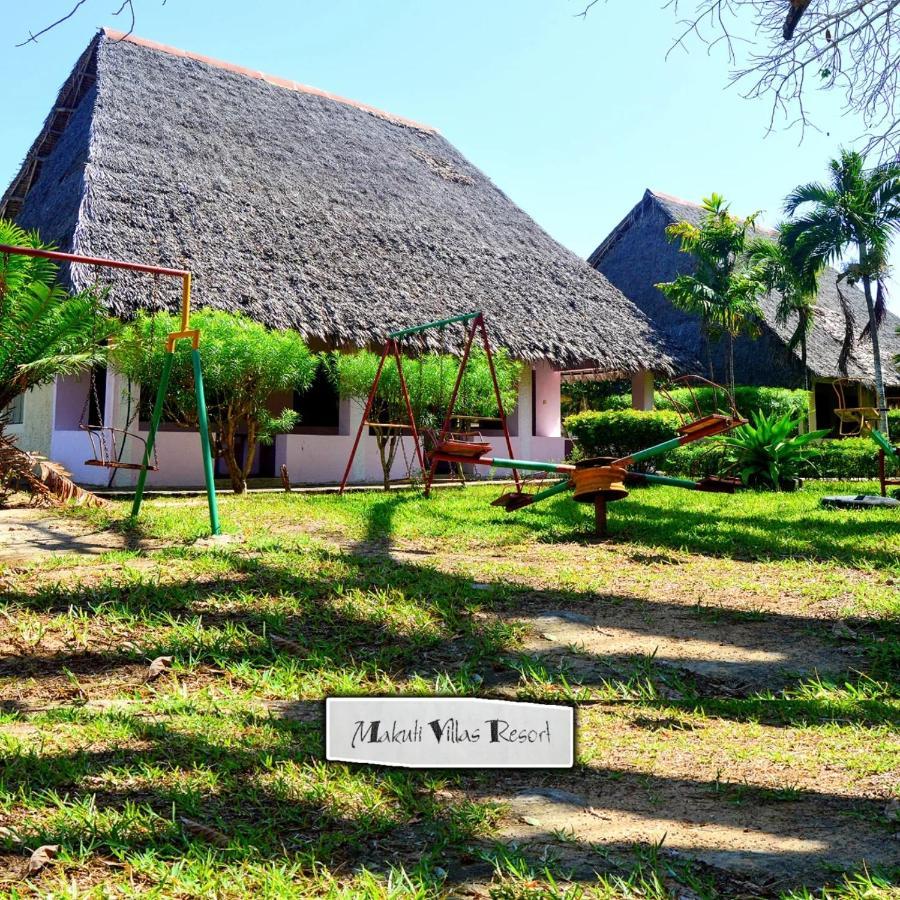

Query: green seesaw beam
left=872, top=428, right=895, bottom=456
left=627, top=472, right=701, bottom=490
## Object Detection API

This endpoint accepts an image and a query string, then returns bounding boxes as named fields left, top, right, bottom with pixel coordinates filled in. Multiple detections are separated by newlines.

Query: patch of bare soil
left=0, top=508, right=140, bottom=561
left=487, top=778, right=897, bottom=892
left=509, top=605, right=861, bottom=693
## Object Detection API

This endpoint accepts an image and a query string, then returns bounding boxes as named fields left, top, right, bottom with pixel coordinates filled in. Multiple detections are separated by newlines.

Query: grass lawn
left=0, top=480, right=897, bottom=898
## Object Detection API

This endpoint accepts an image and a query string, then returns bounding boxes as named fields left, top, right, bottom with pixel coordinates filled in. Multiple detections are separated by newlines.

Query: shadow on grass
left=1, top=500, right=898, bottom=891
left=1, top=709, right=897, bottom=893
left=335, top=482, right=900, bottom=568
left=3, top=544, right=897, bottom=726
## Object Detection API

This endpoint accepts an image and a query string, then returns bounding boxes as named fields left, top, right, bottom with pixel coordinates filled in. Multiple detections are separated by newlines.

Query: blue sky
left=4, top=0, right=897, bottom=311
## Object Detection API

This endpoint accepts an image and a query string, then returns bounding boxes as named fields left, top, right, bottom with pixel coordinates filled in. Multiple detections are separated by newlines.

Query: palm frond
left=783, top=181, right=834, bottom=216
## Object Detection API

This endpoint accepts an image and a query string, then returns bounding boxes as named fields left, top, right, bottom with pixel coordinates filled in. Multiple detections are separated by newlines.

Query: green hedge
left=662, top=437, right=891, bottom=480
left=594, top=386, right=809, bottom=421
left=888, top=409, right=900, bottom=440
left=564, top=409, right=681, bottom=460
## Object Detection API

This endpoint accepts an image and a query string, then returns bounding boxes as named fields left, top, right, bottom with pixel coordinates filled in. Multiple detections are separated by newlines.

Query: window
left=4, top=394, right=24, bottom=425
left=293, top=363, right=340, bottom=433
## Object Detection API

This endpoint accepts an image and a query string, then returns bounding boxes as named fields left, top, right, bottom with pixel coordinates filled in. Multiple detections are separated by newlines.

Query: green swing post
left=192, top=347, right=221, bottom=535
left=131, top=351, right=174, bottom=520
left=130, top=347, right=220, bottom=535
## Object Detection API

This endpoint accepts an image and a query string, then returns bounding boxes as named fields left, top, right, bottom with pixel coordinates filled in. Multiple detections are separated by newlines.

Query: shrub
left=113, top=310, right=317, bottom=494
left=720, top=411, right=829, bottom=489
left=887, top=408, right=900, bottom=441
left=592, top=386, right=809, bottom=421
left=805, top=438, right=883, bottom=479
left=564, top=409, right=681, bottom=461
left=662, top=441, right=728, bottom=478
left=668, top=386, right=808, bottom=421
left=662, top=436, right=889, bottom=480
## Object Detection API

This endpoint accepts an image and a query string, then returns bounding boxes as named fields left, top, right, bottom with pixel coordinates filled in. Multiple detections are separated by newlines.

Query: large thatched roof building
left=3, top=30, right=682, bottom=486
left=3, top=29, right=679, bottom=375
left=590, top=190, right=900, bottom=431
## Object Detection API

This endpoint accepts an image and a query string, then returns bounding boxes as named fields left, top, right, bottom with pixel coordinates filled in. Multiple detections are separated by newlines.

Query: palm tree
left=657, top=194, right=764, bottom=393
left=0, top=219, right=117, bottom=417
left=747, top=228, right=820, bottom=391
left=781, top=150, right=900, bottom=434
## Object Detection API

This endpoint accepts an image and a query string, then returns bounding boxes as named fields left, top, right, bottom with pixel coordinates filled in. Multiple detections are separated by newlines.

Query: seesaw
left=339, top=311, right=746, bottom=537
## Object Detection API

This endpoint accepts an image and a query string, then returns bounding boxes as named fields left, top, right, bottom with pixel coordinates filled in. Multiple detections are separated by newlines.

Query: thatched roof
left=1, top=30, right=683, bottom=374
left=590, top=189, right=900, bottom=388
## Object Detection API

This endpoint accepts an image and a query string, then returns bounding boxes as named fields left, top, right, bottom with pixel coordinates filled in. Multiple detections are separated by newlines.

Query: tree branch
left=581, top=1, right=900, bottom=159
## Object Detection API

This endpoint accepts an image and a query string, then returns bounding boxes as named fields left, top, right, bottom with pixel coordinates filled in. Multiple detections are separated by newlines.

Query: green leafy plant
left=0, top=218, right=117, bottom=417
left=112, top=310, right=317, bottom=494
left=657, top=194, right=765, bottom=392
left=721, top=410, right=829, bottom=490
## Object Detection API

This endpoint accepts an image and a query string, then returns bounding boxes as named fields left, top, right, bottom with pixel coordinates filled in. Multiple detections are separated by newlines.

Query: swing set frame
left=338, top=311, right=519, bottom=494
left=0, top=243, right=221, bottom=535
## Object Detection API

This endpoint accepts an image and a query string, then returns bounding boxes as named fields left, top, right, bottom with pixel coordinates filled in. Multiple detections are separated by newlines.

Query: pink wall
left=51, top=364, right=566, bottom=488
left=534, top=362, right=562, bottom=438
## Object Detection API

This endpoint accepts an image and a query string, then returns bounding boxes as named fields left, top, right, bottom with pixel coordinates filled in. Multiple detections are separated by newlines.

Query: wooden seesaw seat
left=677, top=414, right=741, bottom=441
left=571, top=457, right=629, bottom=503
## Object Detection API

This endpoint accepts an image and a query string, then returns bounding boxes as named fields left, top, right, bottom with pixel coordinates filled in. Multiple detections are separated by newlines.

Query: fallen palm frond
left=0, top=430, right=107, bottom=508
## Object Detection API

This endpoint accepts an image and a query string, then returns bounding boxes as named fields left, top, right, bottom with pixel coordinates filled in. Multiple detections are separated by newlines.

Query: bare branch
left=582, top=1, right=900, bottom=159
left=16, top=0, right=90, bottom=47
left=17, top=1, right=166, bottom=47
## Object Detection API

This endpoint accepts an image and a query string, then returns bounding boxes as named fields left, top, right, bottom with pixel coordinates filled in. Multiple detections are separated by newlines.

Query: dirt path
left=510, top=605, right=861, bottom=693
left=493, top=781, right=897, bottom=891
left=0, top=508, right=127, bottom=562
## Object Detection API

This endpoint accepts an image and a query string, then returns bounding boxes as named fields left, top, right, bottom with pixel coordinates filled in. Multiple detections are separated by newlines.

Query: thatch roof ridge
left=589, top=189, right=900, bottom=387
left=99, top=28, right=437, bottom=134
left=4, top=32, right=684, bottom=374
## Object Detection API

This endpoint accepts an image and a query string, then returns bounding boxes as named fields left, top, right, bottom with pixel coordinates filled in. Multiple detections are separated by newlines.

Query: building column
left=342, top=397, right=367, bottom=483
left=515, top=363, right=534, bottom=460
left=533, top=362, right=561, bottom=437
left=631, top=370, right=655, bottom=411
left=807, top=381, right=818, bottom=434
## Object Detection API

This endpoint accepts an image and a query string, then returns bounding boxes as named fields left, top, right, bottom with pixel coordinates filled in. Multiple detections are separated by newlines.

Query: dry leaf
left=270, top=634, right=304, bottom=655
left=38, top=461, right=108, bottom=508
left=146, top=656, right=173, bottom=680
left=28, top=844, right=59, bottom=874
left=0, top=825, right=22, bottom=843
left=832, top=621, right=857, bottom=640
left=179, top=817, right=228, bottom=847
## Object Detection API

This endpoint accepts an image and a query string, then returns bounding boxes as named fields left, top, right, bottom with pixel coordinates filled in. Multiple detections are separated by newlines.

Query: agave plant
left=0, top=218, right=118, bottom=413
left=720, top=410, right=829, bottom=490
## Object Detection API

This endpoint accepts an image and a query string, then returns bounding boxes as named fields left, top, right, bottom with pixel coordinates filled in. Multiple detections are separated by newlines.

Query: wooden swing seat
left=83, top=459, right=159, bottom=472
left=835, top=407, right=879, bottom=436
left=80, top=425, right=158, bottom=473
left=491, top=491, right=534, bottom=510
left=434, top=438, right=493, bottom=458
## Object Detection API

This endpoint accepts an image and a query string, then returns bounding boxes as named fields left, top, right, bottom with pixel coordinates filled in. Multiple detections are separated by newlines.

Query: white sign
left=325, top=697, right=574, bottom=768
